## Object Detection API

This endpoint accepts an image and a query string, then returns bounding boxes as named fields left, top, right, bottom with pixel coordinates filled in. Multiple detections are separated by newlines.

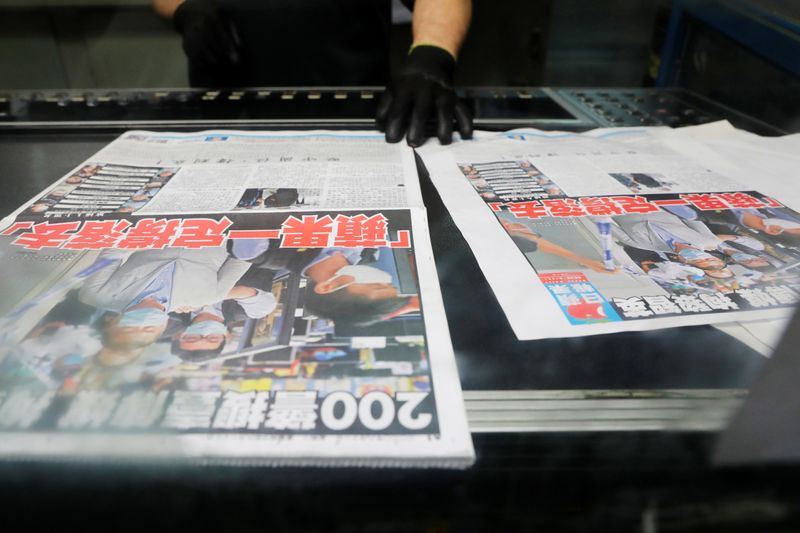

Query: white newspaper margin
left=0, top=131, right=473, bottom=467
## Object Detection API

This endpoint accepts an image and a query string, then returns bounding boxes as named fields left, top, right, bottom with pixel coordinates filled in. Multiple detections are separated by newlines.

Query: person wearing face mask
left=639, top=259, right=706, bottom=291
left=171, top=303, right=234, bottom=361
left=672, top=244, right=733, bottom=280
left=608, top=211, right=745, bottom=285
left=674, top=245, right=725, bottom=269
left=724, top=251, right=773, bottom=270
left=96, top=298, right=171, bottom=367
left=79, top=247, right=266, bottom=366
left=717, top=244, right=784, bottom=282
left=230, top=240, right=418, bottom=327
left=715, top=232, right=785, bottom=265
left=302, top=250, right=420, bottom=328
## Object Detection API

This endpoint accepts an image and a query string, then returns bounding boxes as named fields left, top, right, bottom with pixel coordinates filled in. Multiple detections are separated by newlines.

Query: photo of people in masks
left=0, top=211, right=432, bottom=435
left=611, top=203, right=800, bottom=297
left=492, top=195, right=800, bottom=323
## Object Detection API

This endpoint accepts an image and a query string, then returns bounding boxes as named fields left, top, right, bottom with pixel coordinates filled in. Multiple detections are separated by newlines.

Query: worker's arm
left=377, top=0, right=473, bottom=146
left=412, top=0, right=471, bottom=59
left=151, top=0, right=183, bottom=18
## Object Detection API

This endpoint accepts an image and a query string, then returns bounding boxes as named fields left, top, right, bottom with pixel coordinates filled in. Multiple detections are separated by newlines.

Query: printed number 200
left=320, top=391, right=432, bottom=431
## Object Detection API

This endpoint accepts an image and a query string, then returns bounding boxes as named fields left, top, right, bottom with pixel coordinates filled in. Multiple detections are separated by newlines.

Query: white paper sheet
left=0, top=131, right=473, bottom=467
left=418, top=123, right=800, bottom=341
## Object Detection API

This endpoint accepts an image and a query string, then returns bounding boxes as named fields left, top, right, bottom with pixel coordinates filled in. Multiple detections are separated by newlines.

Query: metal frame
left=657, top=0, right=800, bottom=86
left=0, top=86, right=598, bottom=132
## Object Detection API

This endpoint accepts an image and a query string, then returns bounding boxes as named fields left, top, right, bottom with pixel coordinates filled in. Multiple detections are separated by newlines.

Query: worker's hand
left=173, top=0, right=241, bottom=68
left=376, top=45, right=473, bottom=147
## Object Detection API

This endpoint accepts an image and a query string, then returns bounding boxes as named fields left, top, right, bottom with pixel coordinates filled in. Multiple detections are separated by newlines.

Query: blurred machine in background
left=0, top=0, right=659, bottom=89
left=1, top=0, right=796, bottom=133
left=657, top=0, right=800, bottom=132
left=0, top=87, right=785, bottom=136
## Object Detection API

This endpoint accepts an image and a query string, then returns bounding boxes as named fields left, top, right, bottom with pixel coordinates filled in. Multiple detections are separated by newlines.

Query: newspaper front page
left=0, top=131, right=473, bottom=467
left=418, top=125, right=800, bottom=340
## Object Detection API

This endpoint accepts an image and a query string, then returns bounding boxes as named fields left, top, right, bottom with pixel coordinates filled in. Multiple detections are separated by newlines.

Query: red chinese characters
left=541, top=199, right=586, bottom=217
left=506, top=201, right=548, bottom=219
left=7, top=213, right=410, bottom=250
left=578, top=197, right=624, bottom=216
left=280, top=215, right=334, bottom=248
left=117, top=218, right=180, bottom=249
left=715, top=192, right=765, bottom=209
left=63, top=220, right=131, bottom=250
left=610, top=196, right=660, bottom=214
left=12, top=222, right=80, bottom=250
left=172, top=217, right=232, bottom=248
left=505, top=196, right=662, bottom=218
left=680, top=193, right=728, bottom=211
left=333, top=214, right=388, bottom=247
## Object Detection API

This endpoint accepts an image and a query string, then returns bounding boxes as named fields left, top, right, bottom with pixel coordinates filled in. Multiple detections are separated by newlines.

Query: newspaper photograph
left=418, top=127, right=800, bottom=340
left=0, top=131, right=472, bottom=467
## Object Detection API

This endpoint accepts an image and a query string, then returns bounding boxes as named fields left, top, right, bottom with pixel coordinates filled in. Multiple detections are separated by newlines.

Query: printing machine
left=0, top=87, right=795, bottom=530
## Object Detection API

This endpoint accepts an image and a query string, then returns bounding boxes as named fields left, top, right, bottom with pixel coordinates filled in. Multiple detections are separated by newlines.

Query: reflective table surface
left=0, top=89, right=796, bottom=531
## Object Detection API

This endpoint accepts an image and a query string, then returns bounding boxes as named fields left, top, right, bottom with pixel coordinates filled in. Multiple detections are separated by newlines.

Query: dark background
left=1, top=0, right=800, bottom=530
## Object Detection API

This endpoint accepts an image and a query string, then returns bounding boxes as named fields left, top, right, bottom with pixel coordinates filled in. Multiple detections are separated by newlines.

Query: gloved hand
left=173, top=0, right=242, bottom=68
left=376, top=45, right=473, bottom=147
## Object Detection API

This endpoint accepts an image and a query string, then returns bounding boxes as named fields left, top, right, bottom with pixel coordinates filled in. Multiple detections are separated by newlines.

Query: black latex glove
left=174, top=0, right=242, bottom=68
left=376, top=45, right=473, bottom=147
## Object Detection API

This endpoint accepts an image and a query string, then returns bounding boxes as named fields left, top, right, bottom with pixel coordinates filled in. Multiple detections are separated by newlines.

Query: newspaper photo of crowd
left=490, top=192, right=800, bottom=322
left=0, top=217, right=432, bottom=434
left=613, top=204, right=800, bottom=298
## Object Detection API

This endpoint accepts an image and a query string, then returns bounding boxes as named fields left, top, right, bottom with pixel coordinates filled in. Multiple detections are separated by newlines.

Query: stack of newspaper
left=0, top=131, right=474, bottom=467
left=417, top=121, right=800, bottom=352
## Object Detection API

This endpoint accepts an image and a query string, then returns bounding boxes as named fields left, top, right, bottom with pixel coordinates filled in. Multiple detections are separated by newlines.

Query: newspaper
left=418, top=124, right=800, bottom=341
left=7, top=130, right=423, bottom=221
left=0, top=130, right=473, bottom=467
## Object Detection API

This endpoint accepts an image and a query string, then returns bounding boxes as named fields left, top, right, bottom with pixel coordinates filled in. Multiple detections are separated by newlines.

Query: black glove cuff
left=404, top=45, right=457, bottom=85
